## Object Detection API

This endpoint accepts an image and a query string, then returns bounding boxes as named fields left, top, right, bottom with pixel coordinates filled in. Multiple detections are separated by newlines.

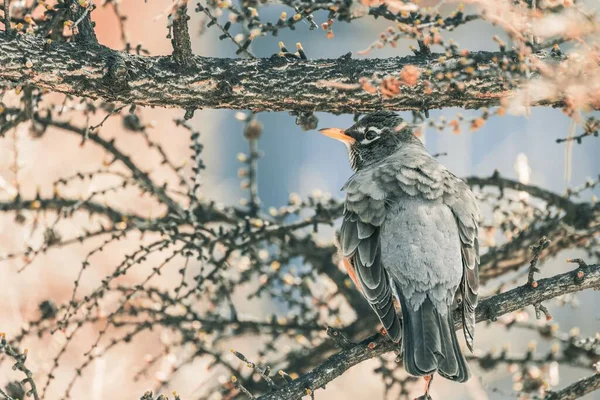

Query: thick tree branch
left=256, top=263, right=600, bottom=400
left=544, top=373, right=600, bottom=400
left=0, top=33, right=561, bottom=113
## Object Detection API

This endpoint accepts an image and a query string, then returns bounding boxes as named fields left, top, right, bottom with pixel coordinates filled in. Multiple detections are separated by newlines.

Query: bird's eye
left=365, top=129, right=379, bottom=141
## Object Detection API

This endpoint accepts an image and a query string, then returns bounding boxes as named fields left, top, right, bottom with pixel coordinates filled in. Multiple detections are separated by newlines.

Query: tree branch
left=42, top=117, right=185, bottom=216
left=2, top=0, right=11, bottom=35
left=544, top=373, right=600, bottom=400
left=0, top=196, right=142, bottom=223
left=66, top=0, right=98, bottom=44
left=0, top=34, right=562, bottom=113
left=170, top=4, right=193, bottom=67
left=466, top=173, right=575, bottom=210
left=256, top=263, right=600, bottom=400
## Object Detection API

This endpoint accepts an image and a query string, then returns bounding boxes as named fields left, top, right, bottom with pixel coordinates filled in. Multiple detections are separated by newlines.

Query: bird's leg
left=424, top=374, right=434, bottom=397
left=413, top=375, right=434, bottom=399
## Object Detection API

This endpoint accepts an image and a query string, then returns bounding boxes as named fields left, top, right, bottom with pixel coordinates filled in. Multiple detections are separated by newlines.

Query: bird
left=319, top=111, right=479, bottom=394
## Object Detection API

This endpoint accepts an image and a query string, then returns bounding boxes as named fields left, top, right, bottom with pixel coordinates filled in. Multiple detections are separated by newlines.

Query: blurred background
left=0, top=0, right=599, bottom=399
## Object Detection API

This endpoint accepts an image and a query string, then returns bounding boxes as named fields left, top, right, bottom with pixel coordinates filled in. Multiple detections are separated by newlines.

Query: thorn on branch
left=326, top=326, right=355, bottom=349
left=567, top=258, right=588, bottom=268
left=184, top=108, right=195, bottom=120
left=568, top=258, right=589, bottom=284
left=338, top=52, right=352, bottom=61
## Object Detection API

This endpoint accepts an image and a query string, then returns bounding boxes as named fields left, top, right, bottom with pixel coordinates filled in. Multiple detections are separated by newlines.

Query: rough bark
left=544, top=373, right=600, bottom=400
left=66, top=0, right=98, bottom=45
left=0, top=33, right=559, bottom=113
left=170, top=5, right=193, bottom=67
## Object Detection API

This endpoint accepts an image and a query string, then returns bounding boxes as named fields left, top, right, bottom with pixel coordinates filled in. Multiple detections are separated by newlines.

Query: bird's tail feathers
left=398, top=291, right=471, bottom=383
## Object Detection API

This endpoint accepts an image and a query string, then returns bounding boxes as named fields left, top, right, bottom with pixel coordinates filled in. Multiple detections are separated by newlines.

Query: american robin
left=320, top=111, right=479, bottom=391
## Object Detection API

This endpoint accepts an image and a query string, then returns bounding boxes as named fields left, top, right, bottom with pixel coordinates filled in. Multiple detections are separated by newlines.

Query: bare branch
left=2, top=0, right=11, bottom=35
left=466, top=173, right=575, bottom=210
left=66, top=0, right=98, bottom=44
left=544, top=373, right=600, bottom=400
left=0, top=34, right=565, bottom=113
left=43, top=117, right=185, bottom=216
left=170, top=4, right=193, bottom=67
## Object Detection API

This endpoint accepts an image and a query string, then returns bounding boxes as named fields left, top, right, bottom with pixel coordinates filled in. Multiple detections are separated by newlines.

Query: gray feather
left=357, top=234, right=379, bottom=267
left=399, top=292, right=470, bottom=382
left=339, top=209, right=401, bottom=344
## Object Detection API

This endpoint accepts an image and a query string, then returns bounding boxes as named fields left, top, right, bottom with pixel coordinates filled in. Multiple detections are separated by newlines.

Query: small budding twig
left=230, top=376, right=256, bottom=400
left=527, top=236, right=552, bottom=321
left=0, top=333, right=40, bottom=400
left=278, top=370, right=294, bottom=384
left=0, top=387, right=16, bottom=400
left=528, top=236, right=551, bottom=287
left=533, top=302, right=551, bottom=321
left=195, top=2, right=255, bottom=58
left=139, top=390, right=181, bottom=400
left=230, top=349, right=276, bottom=389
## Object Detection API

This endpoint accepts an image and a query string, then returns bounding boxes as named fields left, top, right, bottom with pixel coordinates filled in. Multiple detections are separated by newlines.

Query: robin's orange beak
left=318, top=128, right=356, bottom=145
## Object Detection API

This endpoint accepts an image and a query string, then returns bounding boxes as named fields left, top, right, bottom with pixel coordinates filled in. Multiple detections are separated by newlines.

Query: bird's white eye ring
left=365, top=129, right=378, bottom=141
left=361, top=127, right=382, bottom=144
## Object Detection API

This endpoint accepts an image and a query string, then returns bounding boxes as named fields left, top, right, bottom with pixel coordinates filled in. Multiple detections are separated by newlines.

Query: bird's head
left=319, top=111, right=422, bottom=171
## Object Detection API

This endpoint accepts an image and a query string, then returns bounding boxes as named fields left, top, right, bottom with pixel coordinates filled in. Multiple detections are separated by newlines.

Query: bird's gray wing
left=443, top=179, right=480, bottom=352
left=340, top=178, right=401, bottom=342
